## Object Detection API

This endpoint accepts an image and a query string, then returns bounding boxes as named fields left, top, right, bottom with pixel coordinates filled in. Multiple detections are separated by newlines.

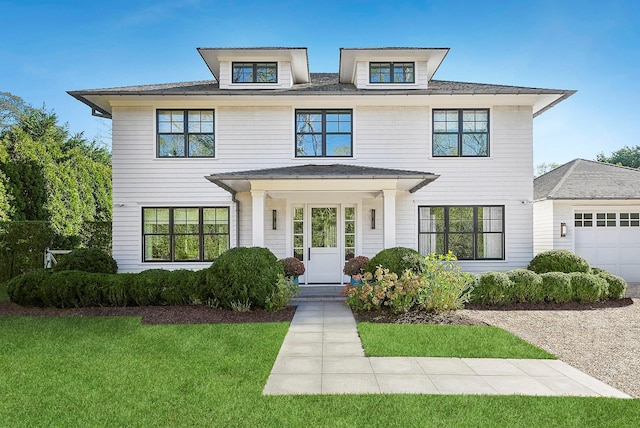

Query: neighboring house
left=534, top=158, right=640, bottom=281
left=69, top=46, right=575, bottom=283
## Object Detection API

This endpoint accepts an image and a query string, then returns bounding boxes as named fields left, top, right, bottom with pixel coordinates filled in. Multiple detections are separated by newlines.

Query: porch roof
left=205, top=164, right=439, bottom=194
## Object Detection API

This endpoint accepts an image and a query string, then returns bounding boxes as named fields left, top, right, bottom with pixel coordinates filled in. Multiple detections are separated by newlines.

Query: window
left=295, top=109, right=352, bottom=157
left=596, top=213, right=616, bottom=227
left=157, top=110, right=214, bottom=158
left=418, top=206, right=504, bottom=260
left=369, top=62, right=415, bottom=83
left=433, top=109, right=489, bottom=157
left=293, top=207, right=304, bottom=261
left=143, top=207, right=229, bottom=262
left=344, top=207, right=356, bottom=260
left=232, top=62, right=277, bottom=83
left=574, top=213, right=593, bottom=227
left=620, top=213, right=640, bottom=227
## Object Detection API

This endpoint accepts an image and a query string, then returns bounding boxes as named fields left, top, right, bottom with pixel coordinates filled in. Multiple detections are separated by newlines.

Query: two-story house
left=69, top=47, right=575, bottom=283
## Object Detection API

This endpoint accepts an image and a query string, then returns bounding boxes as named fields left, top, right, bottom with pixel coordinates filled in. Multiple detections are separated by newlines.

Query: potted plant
left=343, top=255, right=369, bottom=285
left=280, top=257, right=305, bottom=284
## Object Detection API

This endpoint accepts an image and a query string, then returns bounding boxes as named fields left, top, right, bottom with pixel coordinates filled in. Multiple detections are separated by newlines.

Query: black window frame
left=432, top=109, right=490, bottom=157
left=418, top=205, right=505, bottom=260
left=232, top=62, right=278, bottom=83
left=142, top=207, right=230, bottom=263
left=156, top=109, right=215, bottom=158
left=369, top=62, right=415, bottom=84
left=295, top=109, right=353, bottom=157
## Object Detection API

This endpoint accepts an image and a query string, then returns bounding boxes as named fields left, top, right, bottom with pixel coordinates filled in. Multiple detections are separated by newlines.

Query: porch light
left=560, top=222, right=567, bottom=237
left=272, top=210, right=277, bottom=230
left=371, top=209, right=376, bottom=229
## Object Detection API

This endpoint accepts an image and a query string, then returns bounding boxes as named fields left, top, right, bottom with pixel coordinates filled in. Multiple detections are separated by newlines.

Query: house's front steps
left=263, top=301, right=631, bottom=397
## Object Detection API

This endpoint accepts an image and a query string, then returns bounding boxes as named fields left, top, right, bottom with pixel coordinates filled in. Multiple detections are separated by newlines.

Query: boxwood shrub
left=205, top=246, right=284, bottom=309
left=53, top=248, right=118, bottom=274
left=539, top=272, right=573, bottom=303
left=595, top=270, right=627, bottom=299
left=506, top=269, right=544, bottom=303
left=569, top=272, right=608, bottom=303
left=364, top=247, right=425, bottom=276
left=528, top=250, right=590, bottom=274
left=470, top=271, right=513, bottom=306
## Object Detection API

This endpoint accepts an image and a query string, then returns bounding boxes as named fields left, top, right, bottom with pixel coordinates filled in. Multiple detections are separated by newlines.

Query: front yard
left=1, top=315, right=638, bottom=427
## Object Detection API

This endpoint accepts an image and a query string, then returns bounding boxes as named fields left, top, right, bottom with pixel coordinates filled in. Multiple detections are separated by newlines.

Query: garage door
left=574, top=212, right=640, bottom=282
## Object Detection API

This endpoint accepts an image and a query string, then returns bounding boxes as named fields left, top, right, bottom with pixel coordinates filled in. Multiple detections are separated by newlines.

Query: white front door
left=306, top=206, right=342, bottom=283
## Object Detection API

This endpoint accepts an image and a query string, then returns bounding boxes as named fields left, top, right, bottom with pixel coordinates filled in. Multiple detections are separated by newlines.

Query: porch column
left=251, top=190, right=265, bottom=247
left=382, top=189, right=396, bottom=248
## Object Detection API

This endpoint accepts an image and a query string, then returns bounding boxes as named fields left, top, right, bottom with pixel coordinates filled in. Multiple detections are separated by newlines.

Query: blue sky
left=1, top=0, right=638, bottom=166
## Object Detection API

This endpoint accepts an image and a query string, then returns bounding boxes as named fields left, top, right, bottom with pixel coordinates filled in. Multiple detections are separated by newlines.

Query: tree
left=535, top=162, right=560, bottom=177
left=596, top=146, right=640, bottom=169
left=0, top=92, right=27, bottom=132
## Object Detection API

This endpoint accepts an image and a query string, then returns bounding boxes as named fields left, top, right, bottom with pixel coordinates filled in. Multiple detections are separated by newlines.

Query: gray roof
left=534, top=158, right=640, bottom=200
left=205, top=164, right=439, bottom=194
left=68, top=73, right=575, bottom=118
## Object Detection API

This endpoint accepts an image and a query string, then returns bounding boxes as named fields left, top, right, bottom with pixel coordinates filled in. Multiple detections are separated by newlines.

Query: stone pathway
left=263, top=301, right=631, bottom=397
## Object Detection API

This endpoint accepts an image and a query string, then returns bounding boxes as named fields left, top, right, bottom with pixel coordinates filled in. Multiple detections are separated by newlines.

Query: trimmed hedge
left=539, top=272, right=573, bottom=303
left=469, top=271, right=512, bottom=306
left=595, top=270, right=627, bottom=299
left=528, top=250, right=590, bottom=274
left=506, top=269, right=544, bottom=303
left=569, top=272, right=608, bottom=303
left=53, top=248, right=117, bottom=274
left=365, top=247, right=425, bottom=276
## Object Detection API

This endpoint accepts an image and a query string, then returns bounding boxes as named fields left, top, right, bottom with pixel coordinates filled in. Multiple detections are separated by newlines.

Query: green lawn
left=0, top=316, right=638, bottom=427
left=358, top=322, right=555, bottom=359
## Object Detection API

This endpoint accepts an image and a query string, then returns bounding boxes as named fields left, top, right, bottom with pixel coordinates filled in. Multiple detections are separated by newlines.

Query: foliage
left=569, top=272, right=608, bottom=303
left=343, top=255, right=369, bottom=276
left=53, top=247, right=117, bottom=274
left=469, top=271, right=513, bottom=306
left=364, top=246, right=425, bottom=275
left=265, top=274, right=300, bottom=312
left=506, top=269, right=544, bottom=303
left=6, top=269, right=52, bottom=306
left=534, top=162, right=561, bottom=177
left=344, top=253, right=472, bottom=314
left=0, top=221, right=55, bottom=282
left=528, top=250, right=591, bottom=274
left=230, top=299, right=252, bottom=312
left=596, top=145, right=640, bottom=169
left=595, top=270, right=627, bottom=299
left=205, top=247, right=284, bottom=310
left=539, top=272, right=573, bottom=303
left=279, top=256, right=305, bottom=277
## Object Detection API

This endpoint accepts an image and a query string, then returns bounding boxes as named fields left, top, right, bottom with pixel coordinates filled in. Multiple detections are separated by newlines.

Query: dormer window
left=369, top=62, right=415, bottom=83
left=232, top=62, right=277, bottom=83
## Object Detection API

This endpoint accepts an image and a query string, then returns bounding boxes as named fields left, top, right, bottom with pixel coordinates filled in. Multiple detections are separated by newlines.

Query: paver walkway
left=263, top=301, right=631, bottom=397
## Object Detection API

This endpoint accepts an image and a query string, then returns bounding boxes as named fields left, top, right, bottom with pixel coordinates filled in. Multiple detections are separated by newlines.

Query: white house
left=69, top=46, right=575, bottom=284
left=534, top=158, right=640, bottom=282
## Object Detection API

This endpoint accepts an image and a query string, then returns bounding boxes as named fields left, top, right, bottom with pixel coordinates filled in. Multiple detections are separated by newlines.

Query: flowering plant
left=343, top=256, right=370, bottom=276
left=280, top=257, right=305, bottom=277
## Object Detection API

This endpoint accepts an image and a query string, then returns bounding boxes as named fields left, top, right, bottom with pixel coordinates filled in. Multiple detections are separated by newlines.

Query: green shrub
left=569, top=272, right=608, bottom=303
left=416, top=252, right=474, bottom=312
left=7, top=269, right=51, bottom=306
left=528, top=250, right=590, bottom=274
left=469, top=272, right=513, bottom=306
left=595, top=270, right=627, bottom=299
left=365, top=247, right=425, bottom=276
left=206, top=247, right=284, bottom=310
left=539, top=272, right=573, bottom=303
left=265, top=274, right=300, bottom=312
left=506, top=269, right=544, bottom=303
left=53, top=248, right=118, bottom=274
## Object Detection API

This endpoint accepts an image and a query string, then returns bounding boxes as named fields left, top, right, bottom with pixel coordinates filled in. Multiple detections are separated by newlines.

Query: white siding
left=533, top=200, right=554, bottom=254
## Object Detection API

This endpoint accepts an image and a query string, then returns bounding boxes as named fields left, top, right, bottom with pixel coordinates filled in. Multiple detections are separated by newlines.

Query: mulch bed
left=0, top=301, right=296, bottom=325
left=465, top=297, right=634, bottom=311
left=354, top=308, right=486, bottom=325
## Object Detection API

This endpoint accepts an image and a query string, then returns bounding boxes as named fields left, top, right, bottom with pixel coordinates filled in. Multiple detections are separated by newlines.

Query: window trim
left=231, top=62, right=278, bottom=83
left=156, top=109, right=215, bottom=158
left=418, top=205, right=505, bottom=260
left=295, top=109, right=353, bottom=158
left=432, top=109, right=490, bottom=158
left=142, top=206, right=230, bottom=263
left=369, top=62, right=415, bottom=84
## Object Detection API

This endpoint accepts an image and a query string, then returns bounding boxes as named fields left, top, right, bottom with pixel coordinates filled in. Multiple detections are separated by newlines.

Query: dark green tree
left=596, top=145, right=640, bottom=169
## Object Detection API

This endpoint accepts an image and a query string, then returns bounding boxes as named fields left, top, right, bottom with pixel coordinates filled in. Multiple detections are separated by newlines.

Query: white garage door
left=574, top=212, right=640, bottom=282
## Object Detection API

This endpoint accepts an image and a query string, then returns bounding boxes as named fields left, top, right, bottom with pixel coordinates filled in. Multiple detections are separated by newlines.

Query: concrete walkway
left=263, top=301, right=631, bottom=397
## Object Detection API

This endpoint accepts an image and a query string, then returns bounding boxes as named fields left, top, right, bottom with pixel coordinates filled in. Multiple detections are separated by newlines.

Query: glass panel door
left=311, top=207, right=337, bottom=248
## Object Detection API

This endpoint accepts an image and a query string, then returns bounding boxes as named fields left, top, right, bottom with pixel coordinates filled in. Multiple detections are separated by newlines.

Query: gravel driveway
left=464, top=292, right=640, bottom=398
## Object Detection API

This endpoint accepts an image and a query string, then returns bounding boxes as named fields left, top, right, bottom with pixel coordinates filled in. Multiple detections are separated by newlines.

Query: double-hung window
left=295, top=109, right=353, bottom=157
left=369, top=62, right=415, bottom=83
left=157, top=110, right=214, bottom=157
left=232, top=62, right=277, bottom=83
left=143, top=207, right=229, bottom=262
left=418, top=205, right=504, bottom=260
left=433, top=109, right=489, bottom=157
